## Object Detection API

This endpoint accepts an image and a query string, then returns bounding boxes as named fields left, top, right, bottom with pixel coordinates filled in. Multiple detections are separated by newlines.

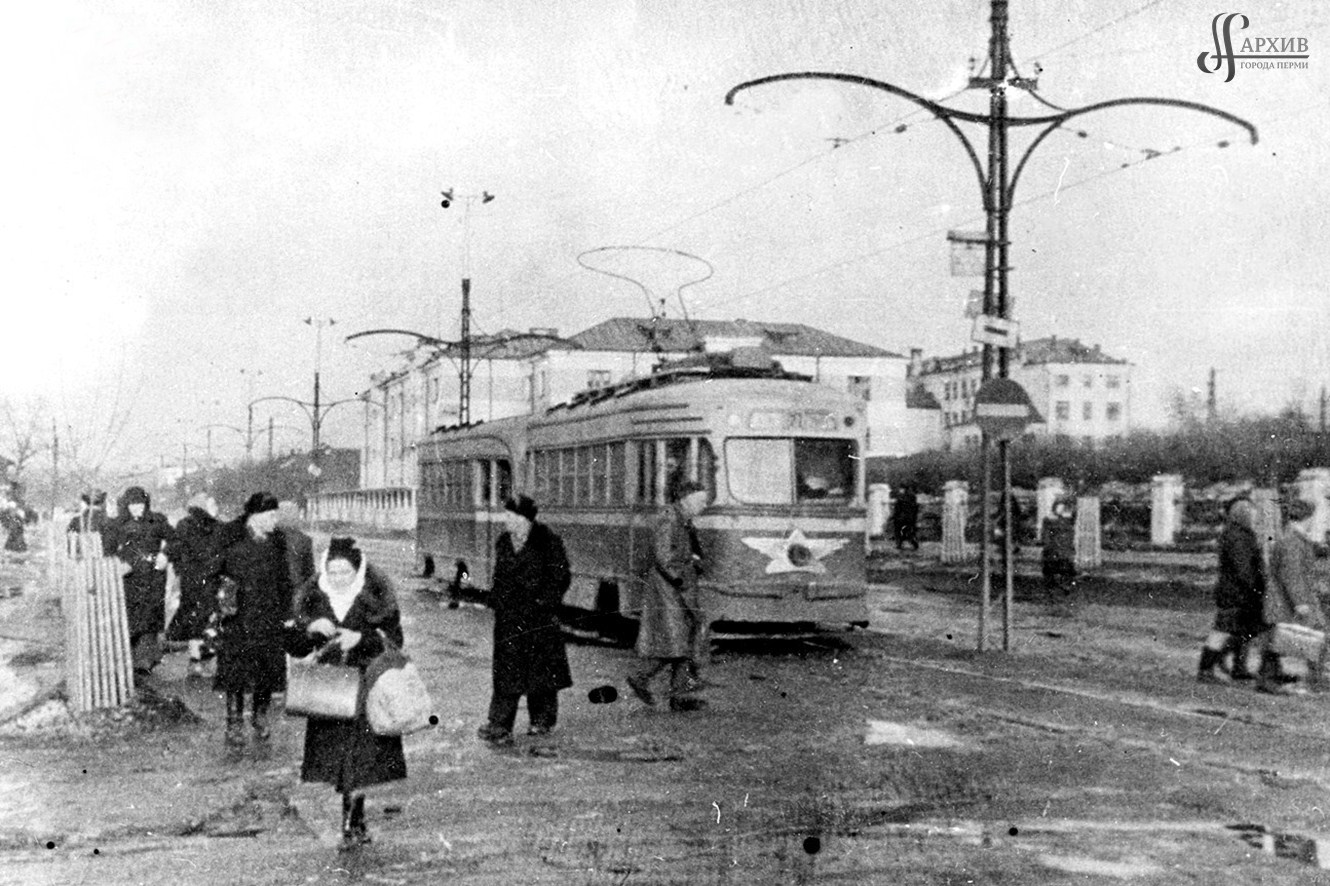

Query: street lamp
left=725, top=0, right=1257, bottom=651
left=440, top=188, right=495, bottom=425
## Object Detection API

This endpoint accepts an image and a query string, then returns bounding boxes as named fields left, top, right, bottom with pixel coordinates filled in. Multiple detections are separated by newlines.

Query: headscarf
left=243, top=492, right=279, bottom=517
left=319, top=537, right=366, bottom=621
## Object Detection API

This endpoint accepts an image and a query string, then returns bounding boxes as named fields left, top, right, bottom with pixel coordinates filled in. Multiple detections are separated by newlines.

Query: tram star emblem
left=741, top=529, right=847, bottom=575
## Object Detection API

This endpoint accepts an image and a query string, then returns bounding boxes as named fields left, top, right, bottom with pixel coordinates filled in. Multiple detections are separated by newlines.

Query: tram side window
left=558, top=449, right=575, bottom=506
left=496, top=459, right=512, bottom=504
left=576, top=446, right=593, bottom=505
left=589, top=444, right=608, bottom=504
left=477, top=459, right=492, bottom=506
left=607, top=442, right=626, bottom=505
left=636, top=440, right=658, bottom=504
left=664, top=438, right=689, bottom=502
left=794, top=438, right=856, bottom=501
left=725, top=439, right=792, bottom=505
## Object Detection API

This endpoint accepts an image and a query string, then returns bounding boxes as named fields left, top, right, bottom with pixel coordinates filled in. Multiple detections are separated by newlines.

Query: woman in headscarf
left=213, top=492, right=313, bottom=751
left=477, top=495, right=573, bottom=745
left=1197, top=497, right=1265, bottom=683
left=286, top=537, right=405, bottom=850
left=109, top=486, right=174, bottom=678
left=166, top=493, right=223, bottom=678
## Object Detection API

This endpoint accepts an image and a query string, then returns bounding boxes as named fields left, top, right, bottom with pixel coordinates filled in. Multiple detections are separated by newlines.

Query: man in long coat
left=213, top=492, right=315, bottom=748
left=109, top=486, right=174, bottom=677
left=477, top=495, right=573, bottom=745
left=627, top=480, right=710, bottom=712
left=1257, top=498, right=1325, bottom=694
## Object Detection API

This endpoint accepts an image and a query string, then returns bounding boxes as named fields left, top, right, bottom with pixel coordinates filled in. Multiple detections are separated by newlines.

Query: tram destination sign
left=747, top=410, right=839, bottom=432
left=973, top=378, right=1042, bottom=440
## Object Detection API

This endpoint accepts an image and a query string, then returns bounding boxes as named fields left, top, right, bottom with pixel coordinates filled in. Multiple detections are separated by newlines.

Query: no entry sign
left=974, top=378, right=1042, bottom=440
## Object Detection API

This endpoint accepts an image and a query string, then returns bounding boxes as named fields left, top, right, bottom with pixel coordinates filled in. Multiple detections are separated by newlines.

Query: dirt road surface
left=2, top=539, right=1329, bottom=884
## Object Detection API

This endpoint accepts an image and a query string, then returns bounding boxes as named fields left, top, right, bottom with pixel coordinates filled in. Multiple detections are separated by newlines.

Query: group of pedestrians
left=1198, top=496, right=1326, bottom=694
left=477, top=481, right=714, bottom=747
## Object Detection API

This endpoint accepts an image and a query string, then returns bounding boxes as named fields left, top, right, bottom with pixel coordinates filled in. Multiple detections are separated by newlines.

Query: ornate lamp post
left=726, top=0, right=1257, bottom=651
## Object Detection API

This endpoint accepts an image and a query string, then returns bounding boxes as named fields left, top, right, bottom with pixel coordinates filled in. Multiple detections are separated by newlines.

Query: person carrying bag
left=285, top=537, right=408, bottom=851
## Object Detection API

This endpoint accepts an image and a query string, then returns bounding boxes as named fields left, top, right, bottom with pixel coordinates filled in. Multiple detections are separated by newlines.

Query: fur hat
left=504, top=495, right=538, bottom=522
left=243, top=492, right=280, bottom=517
left=122, top=486, right=150, bottom=507
left=326, top=536, right=363, bottom=569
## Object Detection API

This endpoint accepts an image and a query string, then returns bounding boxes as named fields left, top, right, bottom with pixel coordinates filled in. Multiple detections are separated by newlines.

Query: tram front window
left=725, top=438, right=857, bottom=505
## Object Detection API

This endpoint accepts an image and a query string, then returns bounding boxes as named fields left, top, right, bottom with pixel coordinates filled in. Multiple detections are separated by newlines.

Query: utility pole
left=440, top=188, right=495, bottom=426
left=1207, top=367, right=1218, bottom=421
left=726, top=0, right=1256, bottom=652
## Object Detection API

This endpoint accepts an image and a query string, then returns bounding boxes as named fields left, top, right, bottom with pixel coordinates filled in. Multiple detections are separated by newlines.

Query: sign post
left=973, top=379, right=1042, bottom=649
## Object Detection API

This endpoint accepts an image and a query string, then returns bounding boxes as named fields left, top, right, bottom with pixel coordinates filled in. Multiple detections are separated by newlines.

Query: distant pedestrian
left=1257, top=498, right=1325, bottom=695
left=892, top=485, right=920, bottom=551
left=627, top=480, right=710, bottom=713
left=1040, top=498, right=1077, bottom=596
left=66, top=491, right=111, bottom=555
left=108, top=486, right=174, bottom=678
left=0, top=496, right=27, bottom=555
left=477, top=495, right=573, bottom=746
left=286, top=537, right=406, bottom=850
left=1197, top=498, right=1265, bottom=683
left=166, top=493, right=223, bottom=679
left=213, top=492, right=314, bottom=751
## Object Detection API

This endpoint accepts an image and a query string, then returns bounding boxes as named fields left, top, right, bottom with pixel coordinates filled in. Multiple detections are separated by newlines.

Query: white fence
left=309, top=488, right=417, bottom=532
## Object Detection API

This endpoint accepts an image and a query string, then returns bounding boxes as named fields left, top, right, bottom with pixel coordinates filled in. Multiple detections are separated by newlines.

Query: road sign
left=971, top=314, right=1019, bottom=347
left=973, top=378, right=1042, bottom=440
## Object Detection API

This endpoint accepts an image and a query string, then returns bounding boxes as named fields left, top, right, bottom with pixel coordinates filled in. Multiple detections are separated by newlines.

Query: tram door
left=475, top=458, right=513, bottom=586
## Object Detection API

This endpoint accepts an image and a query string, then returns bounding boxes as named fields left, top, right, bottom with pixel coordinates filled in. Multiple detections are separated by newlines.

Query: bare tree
left=0, top=397, right=51, bottom=487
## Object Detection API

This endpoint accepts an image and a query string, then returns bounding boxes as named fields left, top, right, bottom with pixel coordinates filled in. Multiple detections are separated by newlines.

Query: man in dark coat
left=213, top=492, right=315, bottom=749
left=109, top=486, right=174, bottom=677
left=477, top=495, right=573, bottom=745
left=166, top=493, right=223, bottom=678
left=286, top=537, right=406, bottom=848
left=1041, top=498, right=1077, bottom=597
left=892, top=484, right=920, bottom=551
left=627, top=480, right=710, bottom=713
left=1197, top=498, right=1266, bottom=683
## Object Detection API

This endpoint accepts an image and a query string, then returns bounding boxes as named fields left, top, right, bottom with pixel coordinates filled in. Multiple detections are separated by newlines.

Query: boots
left=1196, top=647, right=1226, bottom=684
left=1256, top=651, right=1289, bottom=695
left=224, top=692, right=246, bottom=750
left=340, top=794, right=370, bottom=850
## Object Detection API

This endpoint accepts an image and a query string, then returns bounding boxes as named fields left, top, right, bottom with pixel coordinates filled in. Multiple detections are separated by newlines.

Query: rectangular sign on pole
left=971, top=314, right=1019, bottom=347
left=947, top=231, right=988, bottom=277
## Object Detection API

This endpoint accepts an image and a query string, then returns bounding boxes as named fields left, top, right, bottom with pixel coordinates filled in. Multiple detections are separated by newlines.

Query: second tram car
left=416, top=352, right=870, bottom=632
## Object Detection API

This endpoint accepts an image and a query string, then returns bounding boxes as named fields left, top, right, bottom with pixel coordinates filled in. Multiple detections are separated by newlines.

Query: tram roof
left=559, top=317, right=902, bottom=359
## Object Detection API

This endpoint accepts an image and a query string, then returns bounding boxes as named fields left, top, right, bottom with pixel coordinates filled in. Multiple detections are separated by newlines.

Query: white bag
left=365, top=659, right=435, bottom=736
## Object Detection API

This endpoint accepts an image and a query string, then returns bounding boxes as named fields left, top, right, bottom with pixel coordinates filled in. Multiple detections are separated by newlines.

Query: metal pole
left=268, top=417, right=274, bottom=461
left=51, top=419, right=59, bottom=520
left=460, top=277, right=472, bottom=425
left=246, top=404, right=254, bottom=464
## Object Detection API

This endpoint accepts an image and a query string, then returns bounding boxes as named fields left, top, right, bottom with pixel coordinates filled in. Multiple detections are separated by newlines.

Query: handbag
left=363, top=642, right=435, bottom=736
left=1271, top=622, right=1326, bottom=660
left=285, top=643, right=362, bottom=720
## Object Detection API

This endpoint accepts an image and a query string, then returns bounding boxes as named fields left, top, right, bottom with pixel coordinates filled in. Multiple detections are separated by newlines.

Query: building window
left=1106, top=375, right=1121, bottom=389
left=1082, top=374, right=1093, bottom=388
left=847, top=375, right=871, bottom=401
left=1055, top=374, right=1069, bottom=387
left=1055, top=401, right=1070, bottom=421
left=1106, top=402, right=1122, bottom=421
left=1083, top=402, right=1093, bottom=420
left=587, top=369, right=611, bottom=389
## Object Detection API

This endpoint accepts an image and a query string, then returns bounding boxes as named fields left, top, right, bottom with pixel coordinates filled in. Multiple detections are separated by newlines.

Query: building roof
left=562, top=317, right=902, bottom=359
left=905, top=385, right=942, bottom=410
left=913, top=335, right=1129, bottom=376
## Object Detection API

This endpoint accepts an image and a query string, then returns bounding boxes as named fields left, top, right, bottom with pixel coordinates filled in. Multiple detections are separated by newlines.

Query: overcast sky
left=6, top=0, right=1328, bottom=472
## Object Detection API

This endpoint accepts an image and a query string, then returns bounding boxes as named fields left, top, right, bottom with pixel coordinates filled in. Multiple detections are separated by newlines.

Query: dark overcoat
left=1213, top=521, right=1265, bottom=637
left=1041, top=515, right=1076, bottom=578
left=489, top=522, right=573, bottom=696
left=286, top=564, right=407, bottom=792
left=213, top=524, right=301, bottom=693
left=166, top=507, right=222, bottom=641
left=636, top=505, right=702, bottom=660
left=1264, top=528, right=1324, bottom=629
left=109, top=509, right=174, bottom=636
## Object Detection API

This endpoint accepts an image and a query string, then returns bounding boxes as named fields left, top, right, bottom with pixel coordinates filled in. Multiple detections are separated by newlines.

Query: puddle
left=1229, top=823, right=1330, bottom=869
left=864, top=719, right=966, bottom=748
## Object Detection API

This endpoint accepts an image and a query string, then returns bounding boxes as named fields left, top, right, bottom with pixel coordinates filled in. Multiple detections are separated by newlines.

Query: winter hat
left=122, top=486, right=150, bottom=506
left=504, top=495, right=538, bottom=522
left=243, top=492, right=280, bottom=517
left=326, top=536, right=363, bottom=569
left=187, top=492, right=213, bottom=512
left=674, top=480, right=706, bottom=501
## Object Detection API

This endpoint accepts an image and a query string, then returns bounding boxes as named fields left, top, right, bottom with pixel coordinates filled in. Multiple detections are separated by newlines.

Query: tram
left=415, top=350, right=870, bottom=633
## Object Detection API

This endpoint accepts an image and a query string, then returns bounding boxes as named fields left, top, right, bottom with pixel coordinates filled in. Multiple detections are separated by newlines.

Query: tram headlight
left=787, top=543, right=813, bottom=568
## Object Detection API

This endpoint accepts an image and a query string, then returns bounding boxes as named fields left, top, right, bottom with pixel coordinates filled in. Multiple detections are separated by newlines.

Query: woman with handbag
left=286, top=537, right=406, bottom=851
left=1257, top=498, right=1325, bottom=695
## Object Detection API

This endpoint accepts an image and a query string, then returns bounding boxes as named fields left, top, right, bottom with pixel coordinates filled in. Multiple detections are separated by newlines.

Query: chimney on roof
left=908, top=347, right=923, bottom=377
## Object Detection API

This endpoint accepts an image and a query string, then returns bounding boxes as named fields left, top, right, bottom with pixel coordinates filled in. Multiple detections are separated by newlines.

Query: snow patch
left=864, top=719, right=966, bottom=748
